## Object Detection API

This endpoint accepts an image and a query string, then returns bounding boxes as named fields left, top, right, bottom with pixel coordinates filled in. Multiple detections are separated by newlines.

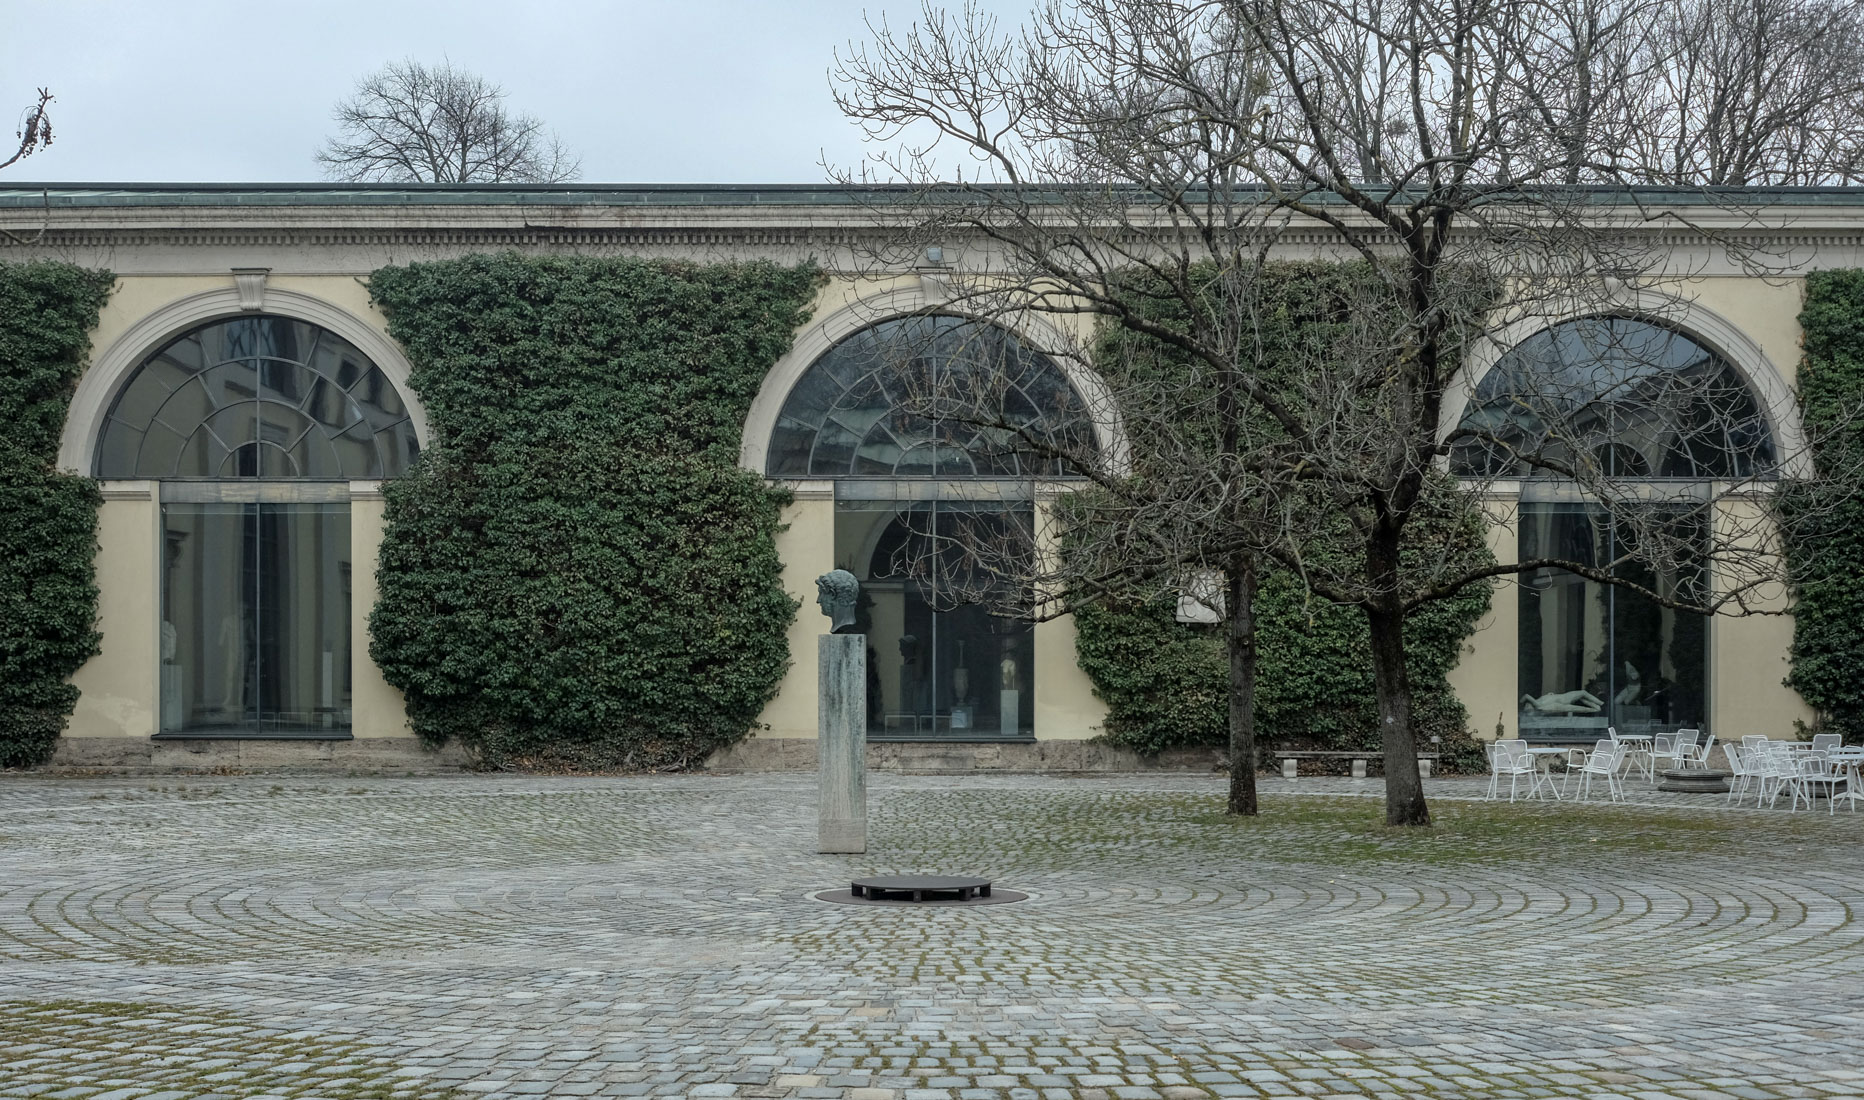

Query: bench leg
left=1281, top=758, right=1298, bottom=779
left=1351, top=758, right=1368, bottom=779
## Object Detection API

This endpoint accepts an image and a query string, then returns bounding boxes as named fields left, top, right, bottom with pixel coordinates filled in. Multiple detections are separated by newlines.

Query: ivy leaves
left=0, top=262, right=113, bottom=766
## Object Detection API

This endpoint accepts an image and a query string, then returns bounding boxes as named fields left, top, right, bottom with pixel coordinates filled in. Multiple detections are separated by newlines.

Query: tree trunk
left=1226, top=556, right=1260, bottom=816
left=1366, top=524, right=1430, bottom=827
left=1366, top=601, right=1430, bottom=827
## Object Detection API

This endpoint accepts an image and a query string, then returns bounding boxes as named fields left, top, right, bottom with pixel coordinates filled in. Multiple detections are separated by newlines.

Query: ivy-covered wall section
left=368, top=254, right=821, bottom=768
left=0, top=262, right=114, bottom=767
left=1786, top=269, right=1864, bottom=742
left=1072, top=261, right=1492, bottom=765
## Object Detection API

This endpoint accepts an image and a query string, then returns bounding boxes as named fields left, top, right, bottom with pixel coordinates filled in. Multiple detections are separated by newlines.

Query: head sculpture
left=815, top=569, right=861, bottom=634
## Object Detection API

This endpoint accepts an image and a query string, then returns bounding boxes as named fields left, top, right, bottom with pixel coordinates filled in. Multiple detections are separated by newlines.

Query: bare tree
left=317, top=60, right=580, bottom=184
left=831, top=0, right=1863, bottom=825
left=3, top=87, right=52, bottom=171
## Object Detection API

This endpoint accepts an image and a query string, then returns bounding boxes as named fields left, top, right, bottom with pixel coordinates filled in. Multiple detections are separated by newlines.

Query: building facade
left=4, top=184, right=1858, bottom=770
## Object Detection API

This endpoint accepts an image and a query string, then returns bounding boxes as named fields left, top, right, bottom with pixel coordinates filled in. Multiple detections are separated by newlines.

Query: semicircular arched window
left=765, top=315, right=1094, bottom=478
left=1449, top=317, right=1775, bottom=480
left=96, top=314, right=419, bottom=479
left=1455, top=317, right=1777, bottom=755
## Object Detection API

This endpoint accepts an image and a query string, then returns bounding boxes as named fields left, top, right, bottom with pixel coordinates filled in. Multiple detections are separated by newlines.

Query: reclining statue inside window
left=1520, top=689, right=1606, bottom=715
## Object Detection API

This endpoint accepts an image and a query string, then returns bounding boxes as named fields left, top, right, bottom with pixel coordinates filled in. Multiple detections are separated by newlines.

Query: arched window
left=1450, top=317, right=1774, bottom=480
left=97, top=315, right=418, bottom=479
left=96, top=315, right=420, bottom=740
left=770, top=315, right=1093, bottom=743
left=765, top=315, right=1093, bottom=478
left=1450, top=318, right=1774, bottom=747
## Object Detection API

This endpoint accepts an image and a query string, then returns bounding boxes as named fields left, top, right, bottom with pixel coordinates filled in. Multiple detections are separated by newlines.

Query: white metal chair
left=1830, top=761, right=1864, bottom=815
left=1653, top=730, right=1700, bottom=772
left=1752, top=742, right=1798, bottom=809
left=1572, top=739, right=1625, bottom=802
left=1486, top=739, right=1539, bottom=802
left=1722, top=744, right=1753, bottom=805
left=1611, top=726, right=1654, bottom=782
left=1686, top=732, right=1716, bottom=770
left=1790, top=752, right=1848, bottom=812
left=1810, top=733, right=1842, bottom=755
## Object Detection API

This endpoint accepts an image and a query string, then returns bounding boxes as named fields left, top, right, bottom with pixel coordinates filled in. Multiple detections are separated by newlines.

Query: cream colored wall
left=1448, top=501, right=1521, bottom=741
left=1677, top=277, right=1805, bottom=387
left=1032, top=497, right=1106, bottom=740
left=348, top=487, right=414, bottom=739
left=754, top=491, right=836, bottom=739
left=1710, top=496, right=1814, bottom=738
left=67, top=486, right=159, bottom=739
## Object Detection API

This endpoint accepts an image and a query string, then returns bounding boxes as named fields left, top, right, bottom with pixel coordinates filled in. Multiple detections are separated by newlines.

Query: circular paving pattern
left=0, top=772, right=1860, bottom=1098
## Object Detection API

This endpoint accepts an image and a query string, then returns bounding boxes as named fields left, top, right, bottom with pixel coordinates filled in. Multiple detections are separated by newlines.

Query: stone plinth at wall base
left=39, top=737, right=472, bottom=774
left=709, top=738, right=1227, bottom=774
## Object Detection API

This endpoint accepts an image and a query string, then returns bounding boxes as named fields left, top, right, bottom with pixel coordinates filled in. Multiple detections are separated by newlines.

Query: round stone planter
left=1658, top=768, right=1731, bottom=794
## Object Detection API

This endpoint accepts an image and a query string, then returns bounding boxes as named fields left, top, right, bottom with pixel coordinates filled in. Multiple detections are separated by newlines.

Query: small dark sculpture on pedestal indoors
left=816, top=569, right=860, bottom=634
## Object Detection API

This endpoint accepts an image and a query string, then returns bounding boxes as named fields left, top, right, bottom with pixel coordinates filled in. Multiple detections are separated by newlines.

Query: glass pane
left=375, top=420, right=419, bottom=477
left=161, top=503, right=257, bottom=732
left=95, top=421, right=144, bottom=478
left=349, top=367, right=407, bottom=429
left=1452, top=318, right=1775, bottom=479
left=303, top=375, right=360, bottom=432
left=1517, top=503, right=1709, bottom=742
left=768, top=316, right=1092, bottom=478
left=159, top=502, right=351, bottom=734
left=152, top=376, right=224, bottom=438
left=98, top=316, right=418, bottom=479
left=256, top=504, right=351, bottom=732
left=835, top=496, right=1035, bottom=740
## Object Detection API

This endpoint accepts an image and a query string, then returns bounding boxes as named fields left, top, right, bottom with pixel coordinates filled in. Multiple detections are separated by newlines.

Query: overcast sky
left=2, top=0, right=1028, bottom=184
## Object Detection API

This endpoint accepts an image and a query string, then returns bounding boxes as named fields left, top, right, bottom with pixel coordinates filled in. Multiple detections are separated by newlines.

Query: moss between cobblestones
left=0, top=1000, right=460, bottom=1100
left=1173, top=794, right=1858, bottom=866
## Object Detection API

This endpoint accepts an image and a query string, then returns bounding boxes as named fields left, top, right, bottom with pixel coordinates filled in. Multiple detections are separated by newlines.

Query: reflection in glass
left=160, top=504, right=352, bottom=734
left=834, top=497, right=1035, bottom=739
left=1451, top=317, right=1774, bottom=480
left=98, top=316, right=418, bottom=479
left=1517, top=503, right=1707, bottom=741
left=767, top=316, right=1094, bottom=478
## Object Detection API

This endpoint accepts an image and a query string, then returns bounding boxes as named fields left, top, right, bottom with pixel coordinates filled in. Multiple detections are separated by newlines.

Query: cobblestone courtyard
left=2, top=771, right=1861, bottom=1099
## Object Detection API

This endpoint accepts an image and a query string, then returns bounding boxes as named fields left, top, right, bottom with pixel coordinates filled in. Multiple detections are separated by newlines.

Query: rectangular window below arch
left=156, top=501, right=353, bottom=739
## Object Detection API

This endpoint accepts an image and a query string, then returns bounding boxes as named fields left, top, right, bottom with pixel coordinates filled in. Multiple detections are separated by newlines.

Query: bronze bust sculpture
left=815, top=569, right=860, bottom=633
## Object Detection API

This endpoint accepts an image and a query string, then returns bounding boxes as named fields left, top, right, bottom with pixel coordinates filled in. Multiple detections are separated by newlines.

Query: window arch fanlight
left=1458, top=316, right=1772, bottom=752
left=765, top=314, right=1094, bottom=478
left=1449, top=316, right=1775, bottom=480
left=96, top=314, right=419, bottom=479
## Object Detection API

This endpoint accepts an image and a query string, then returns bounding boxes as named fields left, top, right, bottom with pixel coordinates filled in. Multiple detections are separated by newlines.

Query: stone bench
left=1274, top=749, right=1439, bottom=779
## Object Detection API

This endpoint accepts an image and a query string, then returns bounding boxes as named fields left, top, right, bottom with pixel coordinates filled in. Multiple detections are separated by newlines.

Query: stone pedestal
left=819, top=634, right=867, bottom=853
left=999, top=690, right=1020, bottom=737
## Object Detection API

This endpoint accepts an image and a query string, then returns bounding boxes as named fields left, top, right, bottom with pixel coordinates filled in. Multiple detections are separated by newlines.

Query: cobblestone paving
left=2, top=771, right=1862, bottom=1099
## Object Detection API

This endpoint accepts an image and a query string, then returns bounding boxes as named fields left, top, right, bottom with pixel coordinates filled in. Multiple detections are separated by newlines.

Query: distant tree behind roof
left=316, top=59, right=580, bottom=184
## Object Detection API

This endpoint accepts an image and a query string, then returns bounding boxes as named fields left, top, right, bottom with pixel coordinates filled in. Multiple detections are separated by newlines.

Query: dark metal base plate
left=815, top=885, right=1027, bottom=907
left=850, top=874, right=991, bottom=901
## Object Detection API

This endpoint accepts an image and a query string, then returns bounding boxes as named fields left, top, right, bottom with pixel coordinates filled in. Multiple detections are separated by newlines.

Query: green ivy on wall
left=0, top=262, right=115, bottom=767
left=367, top=253, right=821, bottom=769
left=1071, top=261, right=1492, bottom=767
left=1785, top=269, right=1864, bottom=743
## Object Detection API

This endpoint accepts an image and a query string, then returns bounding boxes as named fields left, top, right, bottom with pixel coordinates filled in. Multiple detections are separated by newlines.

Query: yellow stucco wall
left=754, top=493, right=836, bottom=740
left=348, top=488, right=414, bottom=739
left=57, top=268, right=1821, bottom=752
left=1446, top=501, right=1521, bottom=741
left=67, top=487, right=160, bottom=739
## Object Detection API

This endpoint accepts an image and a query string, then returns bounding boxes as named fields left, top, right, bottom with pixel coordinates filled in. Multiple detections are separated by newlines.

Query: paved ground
left=1, top=770, right=1861, bottom=1100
